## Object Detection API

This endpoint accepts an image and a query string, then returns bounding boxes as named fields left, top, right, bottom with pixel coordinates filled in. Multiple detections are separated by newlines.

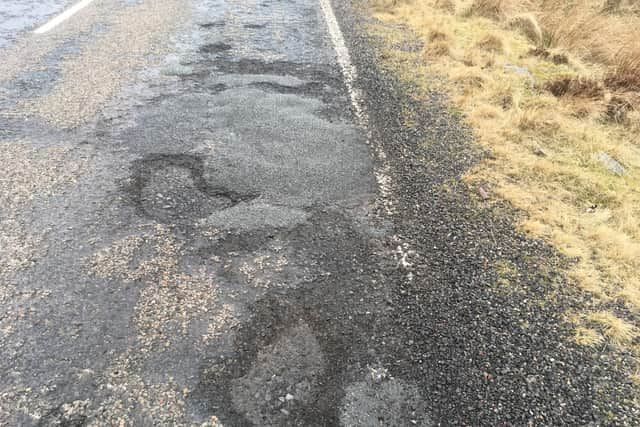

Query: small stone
left=280, top=408, right=290, bottom=416
left=285, top=393, right=294, bottom=401
left=504, top=64, right=535, bottom=85
left=598, top=153, right=626, bottom=176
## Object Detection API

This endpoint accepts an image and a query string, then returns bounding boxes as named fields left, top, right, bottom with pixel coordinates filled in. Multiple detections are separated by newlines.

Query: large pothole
left=126, top=154, right=257, bottom=224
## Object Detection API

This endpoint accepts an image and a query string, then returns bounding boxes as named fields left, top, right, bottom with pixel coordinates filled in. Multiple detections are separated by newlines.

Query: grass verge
left=368, top=0, right=640, bottom=385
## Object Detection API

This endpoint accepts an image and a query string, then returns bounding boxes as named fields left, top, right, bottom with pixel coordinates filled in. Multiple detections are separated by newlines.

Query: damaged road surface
left=2, top=0, right=636, bottom=425
left=0, top=0, right=428, bottom=425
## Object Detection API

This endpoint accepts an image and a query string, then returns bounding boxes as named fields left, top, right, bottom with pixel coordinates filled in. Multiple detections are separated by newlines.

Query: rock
left=285, top=393, right=294, bottom=401
left=598, top=153, right=626, bottom=176
left=504, top=64, right=535, bottom=85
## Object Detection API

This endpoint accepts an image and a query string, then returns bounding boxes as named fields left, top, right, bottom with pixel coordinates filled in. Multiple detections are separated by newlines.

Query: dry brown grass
left=435, top=0, right=457, bottom=13
left=508, top=13, right=542, bottom=45
left=574, top=326, right=604, bottom=347
left=475, top=33, right=505, bottom=52
left=370, top=0, right=640, bottom=388
left=545, top=76, right=604, bottom=99
left=588, top=311, right=638, bottom=345
left=606, top=47, right=640, bottom=92
left=470, top=0, right=508, bottom=19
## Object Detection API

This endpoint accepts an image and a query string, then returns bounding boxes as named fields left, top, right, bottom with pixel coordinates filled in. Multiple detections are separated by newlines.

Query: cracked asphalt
left=0, top=0, right=637, bottom=425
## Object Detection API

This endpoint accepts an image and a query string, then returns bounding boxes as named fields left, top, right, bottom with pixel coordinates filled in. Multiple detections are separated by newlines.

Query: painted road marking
left=318, top=0, right=366, bottom=127
left=318, top=0, right=416, bottom=282
left=34, top=0, right=97, bottom=34
left=318, top=0, right=392, bottom=211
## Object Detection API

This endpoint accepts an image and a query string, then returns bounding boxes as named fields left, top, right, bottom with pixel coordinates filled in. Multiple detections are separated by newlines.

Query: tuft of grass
left=574, top=326, right=604, bottom=347
left=508, top=13, right=543, bottom=46
left=618, top=281, right=640, bottom=310
left=605, top=46, right=640, bottom=92
left=435, top=0, right=457, bottom=14
left=545, top=76, right=604, bottom=99
left=470, top=0, right=507, bottom=20
left=527, top=47, right=569, bottom=65
left=588, top=311, right=638, bottom=346
left=475, top=33, right=505, bottom=53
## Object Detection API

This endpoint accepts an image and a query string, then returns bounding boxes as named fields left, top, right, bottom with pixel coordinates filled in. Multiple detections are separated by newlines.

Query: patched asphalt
left=1, top=0, right=638, bottom=425
left=0, top=0, right=424, bottom=425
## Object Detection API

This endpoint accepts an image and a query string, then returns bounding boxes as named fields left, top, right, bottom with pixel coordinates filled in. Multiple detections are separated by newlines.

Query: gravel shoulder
left=331, top=0, right=640, bottom=424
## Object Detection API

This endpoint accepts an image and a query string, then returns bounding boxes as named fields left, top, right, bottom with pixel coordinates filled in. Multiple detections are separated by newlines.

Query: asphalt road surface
left=0, top=0, right=75, bottom=49
left=0, top=0, right=424, bottom=425
left=1, top=0, right=637, bottom=425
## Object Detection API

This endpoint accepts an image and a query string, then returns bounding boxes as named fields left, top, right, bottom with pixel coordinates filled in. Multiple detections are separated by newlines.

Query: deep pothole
left=127, top=154, right=257, bottom=224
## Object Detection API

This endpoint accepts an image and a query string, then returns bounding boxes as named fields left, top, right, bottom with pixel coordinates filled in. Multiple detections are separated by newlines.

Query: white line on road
left=319, top=0, right=416, bottom=282
left=318, top=0, right=393, bottom=212
left=318, top=0, right=366, bottom=127
left=34, top=0, right=97, bottom=34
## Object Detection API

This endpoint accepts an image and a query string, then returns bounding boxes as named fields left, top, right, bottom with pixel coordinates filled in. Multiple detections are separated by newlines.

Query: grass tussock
left=574, top=326, right=604, bottom=347
left=605, top=47, right=640, bottom=92
left=508, top=13, right=542, bottom=45
left=475, top=33, right=505, bottom=53
left=588, top=311, right=638, bottom=346
left=470, top=0, right=508, bottom=20
left=370, top=0, right=640, bottom=383
left=545, top=76, right=604, bottom=99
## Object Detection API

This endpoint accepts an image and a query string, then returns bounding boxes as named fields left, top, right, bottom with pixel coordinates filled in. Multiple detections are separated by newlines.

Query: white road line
left=318, top=0, right=366, bottom=127
left=318, top=0, right=393, bottom=213
left=319, top=0, right=416, bottom=282
left=34, top=0, right=97, bottom=34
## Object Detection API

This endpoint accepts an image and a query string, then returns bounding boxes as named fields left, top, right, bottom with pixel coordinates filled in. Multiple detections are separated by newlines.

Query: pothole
left=126, top=154, right=257, bottom=224
left=230, top=321, right=325, bottom=426
left=249, top=81, right=325, bottom=96
left=200, top=42, right=232, bottom=54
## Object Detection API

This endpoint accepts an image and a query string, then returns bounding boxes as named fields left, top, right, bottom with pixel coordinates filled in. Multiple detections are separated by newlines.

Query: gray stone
left=504, top=64, right=535, bottom=85
left=598, top=153, right=626, bottom=176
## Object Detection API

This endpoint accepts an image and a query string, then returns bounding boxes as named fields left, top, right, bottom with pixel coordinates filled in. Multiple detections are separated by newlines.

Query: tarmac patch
left=340, top=368, right=432, bottom=427
left=231, top=321, right=325, bottom=426
left=126, top=154, right=257, bottom=224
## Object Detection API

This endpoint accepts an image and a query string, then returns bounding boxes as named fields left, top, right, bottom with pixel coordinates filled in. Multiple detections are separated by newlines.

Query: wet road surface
left=0, top=0, right=74, bottom=49
left=0, top=0, right=430, bottom=425
left=3, top=0, right=635, bottom=425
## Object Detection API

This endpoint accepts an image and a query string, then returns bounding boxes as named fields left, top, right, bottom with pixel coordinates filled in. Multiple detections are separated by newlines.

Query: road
left=0, top=0, right=75, bottom=49
left=1, top=0, right=636, bottom=425
left=0, top=0, right=429, bottom=425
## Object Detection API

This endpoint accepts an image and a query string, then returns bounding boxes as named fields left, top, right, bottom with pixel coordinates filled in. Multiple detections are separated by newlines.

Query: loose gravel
left=332, top=0, right=640, bottom=424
